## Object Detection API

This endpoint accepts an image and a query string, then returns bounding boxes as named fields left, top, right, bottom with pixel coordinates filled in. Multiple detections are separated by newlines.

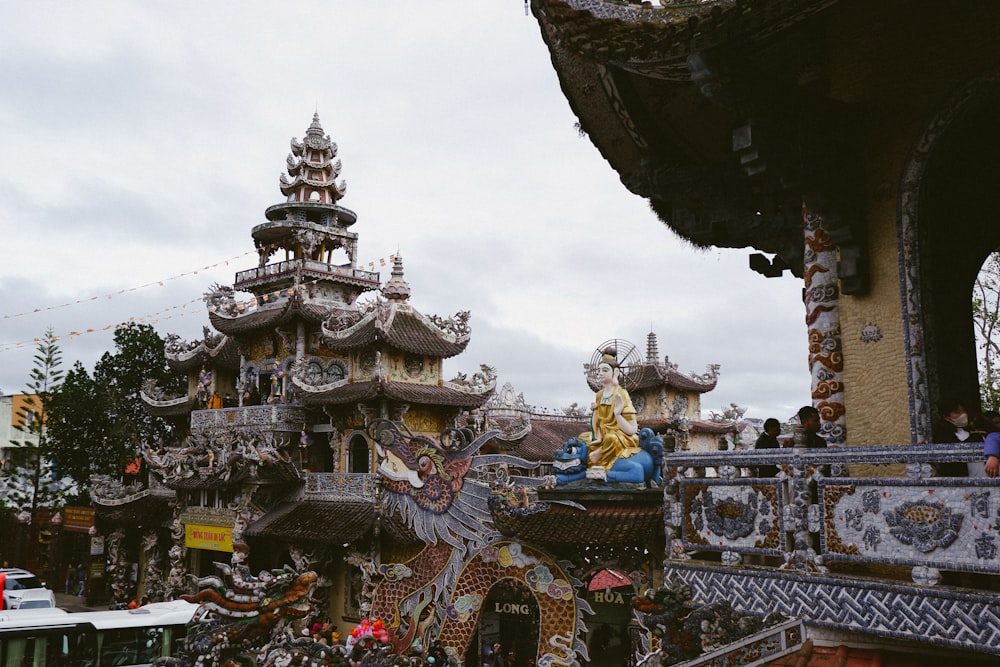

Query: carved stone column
left=803, top=206, right=846, bottom=447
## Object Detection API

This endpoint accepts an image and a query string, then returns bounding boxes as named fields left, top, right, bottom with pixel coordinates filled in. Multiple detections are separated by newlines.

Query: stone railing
left=303, top=473, right=379, bottom=501
left=660, top=442, right=1000, bottom=656
left=234, top=259, right=379, bottom=290
left=191, top=405, right=306, bottom=432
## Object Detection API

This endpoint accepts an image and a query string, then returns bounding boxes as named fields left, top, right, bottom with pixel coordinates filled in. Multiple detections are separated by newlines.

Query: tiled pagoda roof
left=321, top=303, right=471, bottom=358
left=244, top=497, right=423, bottom=546
left=490, top=488, right=664, bottom=547
left=165, top=334, right=240, bottom=372
left=295, top=378, right=493, bottom=408
left=140, top=392, right=198, bottom=417
left=208, top=297, right=330, bottom=336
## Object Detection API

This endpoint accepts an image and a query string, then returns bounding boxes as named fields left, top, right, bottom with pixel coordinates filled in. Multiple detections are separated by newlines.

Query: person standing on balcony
left=796, top=406, right=827, bottom=448
left=754, top=418, right=782, bottom=476
left=932, top=398, right=985, bottom=476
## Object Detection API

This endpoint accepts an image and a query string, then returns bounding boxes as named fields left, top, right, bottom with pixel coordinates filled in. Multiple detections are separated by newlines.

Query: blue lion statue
left=553, top=428, right=663, bottom=487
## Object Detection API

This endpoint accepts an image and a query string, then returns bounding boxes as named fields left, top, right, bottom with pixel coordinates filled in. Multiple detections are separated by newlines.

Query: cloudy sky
left=0, top=2, right=809, bottom=421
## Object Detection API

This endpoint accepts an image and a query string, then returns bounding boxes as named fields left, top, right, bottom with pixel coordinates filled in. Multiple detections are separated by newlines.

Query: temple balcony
left=190, top=405, right=306, bottom=433
left=233, top=258, right=379, bottom=291
left=302, top=472, right=378, bottom=501
left=660, top=442, right=1000, bottom=657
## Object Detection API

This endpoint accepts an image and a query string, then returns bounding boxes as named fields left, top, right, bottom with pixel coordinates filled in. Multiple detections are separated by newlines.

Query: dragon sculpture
left=553, top=428, right=664, bottom=487
left=368, top=419, right=592, bottom=666
left=153, top=562, right=318, bottom=667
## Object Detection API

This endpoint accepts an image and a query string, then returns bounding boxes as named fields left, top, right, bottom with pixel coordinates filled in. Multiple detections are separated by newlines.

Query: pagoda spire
left=646, top=330, right=660, bottom=364
left=280, top=112, right=347, bottom=205
left=382, top=254, right=411, bottom=303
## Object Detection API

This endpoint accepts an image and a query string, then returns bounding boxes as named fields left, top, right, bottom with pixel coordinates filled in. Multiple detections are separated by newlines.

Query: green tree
left=974, top=252, right=1000, bottom=411
left=46, top=323, right=184, bottom=488
left=2, top=328, right=74, bottom=513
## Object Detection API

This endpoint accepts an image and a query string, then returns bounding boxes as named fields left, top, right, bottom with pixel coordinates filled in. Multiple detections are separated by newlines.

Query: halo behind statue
left=588, top=339, right=643, bottom=392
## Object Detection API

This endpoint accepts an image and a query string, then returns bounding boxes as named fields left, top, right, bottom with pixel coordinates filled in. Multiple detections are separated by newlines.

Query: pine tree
left=1, top=328, right=76, bottom=514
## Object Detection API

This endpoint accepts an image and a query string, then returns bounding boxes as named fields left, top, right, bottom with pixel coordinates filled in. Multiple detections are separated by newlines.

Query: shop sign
left=63, top=506, right=96, bottom=533
left=185, top=523, right=234, bottom=552
left=591, top=591, right=629, bottom=605
left=90, top=536, right=105, bottom=556
left=492, top=602, right=531, bottom=615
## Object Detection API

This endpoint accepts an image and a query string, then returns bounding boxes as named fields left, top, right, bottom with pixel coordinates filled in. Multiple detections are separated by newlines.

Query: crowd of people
left=752, top=399, right=1000, bottom=477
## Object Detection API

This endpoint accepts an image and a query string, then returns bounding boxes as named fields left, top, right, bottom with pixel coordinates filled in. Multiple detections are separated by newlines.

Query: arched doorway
left=348, top=433, right=370, bottom=473
left=900, top=67, right=1000, bottom=441
left=469, top=579, right=540, bottom=667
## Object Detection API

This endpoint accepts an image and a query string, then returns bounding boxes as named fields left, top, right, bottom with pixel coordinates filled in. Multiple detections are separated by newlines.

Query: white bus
left=0, top=599, right=197, bottom=667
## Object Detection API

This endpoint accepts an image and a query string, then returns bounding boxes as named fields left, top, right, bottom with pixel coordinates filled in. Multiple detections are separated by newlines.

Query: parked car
left=8, top=587, right=56, bottom=609
left=0, top=568, right=52, bottom=610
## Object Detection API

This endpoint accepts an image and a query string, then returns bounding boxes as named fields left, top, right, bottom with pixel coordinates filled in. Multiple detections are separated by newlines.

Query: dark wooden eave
left=93, top=494, right=172, bottom=529
left=490, top=488, right=664, bottom=547
left=531, top=0, right=868, bottom=291
left=243, top=498, right=423, bottom=546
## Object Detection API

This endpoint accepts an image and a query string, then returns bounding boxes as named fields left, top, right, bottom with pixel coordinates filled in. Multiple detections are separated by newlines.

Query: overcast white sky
left=0, top=2, right=810, bottom=421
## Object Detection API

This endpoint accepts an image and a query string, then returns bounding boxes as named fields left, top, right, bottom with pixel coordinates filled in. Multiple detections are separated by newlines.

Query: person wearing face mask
left=932, top=398, right=985, bottom=476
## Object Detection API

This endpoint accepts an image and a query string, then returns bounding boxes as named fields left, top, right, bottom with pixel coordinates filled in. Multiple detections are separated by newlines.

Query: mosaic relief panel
left=680, top=480, right=784, bottom=553
left=821, top=479, right=1000, bottom=571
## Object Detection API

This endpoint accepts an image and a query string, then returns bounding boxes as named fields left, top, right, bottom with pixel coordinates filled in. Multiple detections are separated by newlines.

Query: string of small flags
left=0, top=251, right=256, bottom=321
left=0, top=253, right=398, bottom=353
left=0, top=298, right=205, bottom=353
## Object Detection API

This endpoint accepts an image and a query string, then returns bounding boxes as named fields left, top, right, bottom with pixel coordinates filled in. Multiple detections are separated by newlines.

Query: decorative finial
left=382, top=254, right=411, bottom=303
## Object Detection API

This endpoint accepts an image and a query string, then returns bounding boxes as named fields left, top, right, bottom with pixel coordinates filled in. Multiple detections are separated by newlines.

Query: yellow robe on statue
left=583, top=385, right=641, bottom=471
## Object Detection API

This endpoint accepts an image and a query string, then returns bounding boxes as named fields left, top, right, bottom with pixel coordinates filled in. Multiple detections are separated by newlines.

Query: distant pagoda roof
left=588, top=332, right=719, bottom=394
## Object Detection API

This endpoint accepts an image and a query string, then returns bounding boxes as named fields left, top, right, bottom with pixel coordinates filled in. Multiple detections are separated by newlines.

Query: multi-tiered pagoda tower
left=97, top=114, right=496, bottom=609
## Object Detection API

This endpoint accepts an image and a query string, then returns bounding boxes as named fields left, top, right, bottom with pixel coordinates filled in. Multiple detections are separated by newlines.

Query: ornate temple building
left=83, top=113, right=742, bottom=665
left=90, top=114, right=494, bottom=611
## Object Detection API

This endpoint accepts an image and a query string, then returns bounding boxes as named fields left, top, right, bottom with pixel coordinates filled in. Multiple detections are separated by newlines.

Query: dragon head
left=372, top=421, right=472, bottom=515
left=553, top=438, right=588, bottom=476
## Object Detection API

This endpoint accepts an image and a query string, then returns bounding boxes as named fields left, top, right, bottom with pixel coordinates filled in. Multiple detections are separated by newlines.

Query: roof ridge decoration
left=323, top=301, right=380, bottom=339
left=289, top=361, right=351, bottom=394
left=446, top=364, right=497, bottom=394
left=382, top=254, right=411, bottom=303
left=324, top=298, right=471, bottom=343
left=281, top=112, right=347, bottom=204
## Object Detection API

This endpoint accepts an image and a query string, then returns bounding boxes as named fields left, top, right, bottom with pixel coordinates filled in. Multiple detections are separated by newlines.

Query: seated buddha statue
left=582, top=349, right=642, bottom=471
